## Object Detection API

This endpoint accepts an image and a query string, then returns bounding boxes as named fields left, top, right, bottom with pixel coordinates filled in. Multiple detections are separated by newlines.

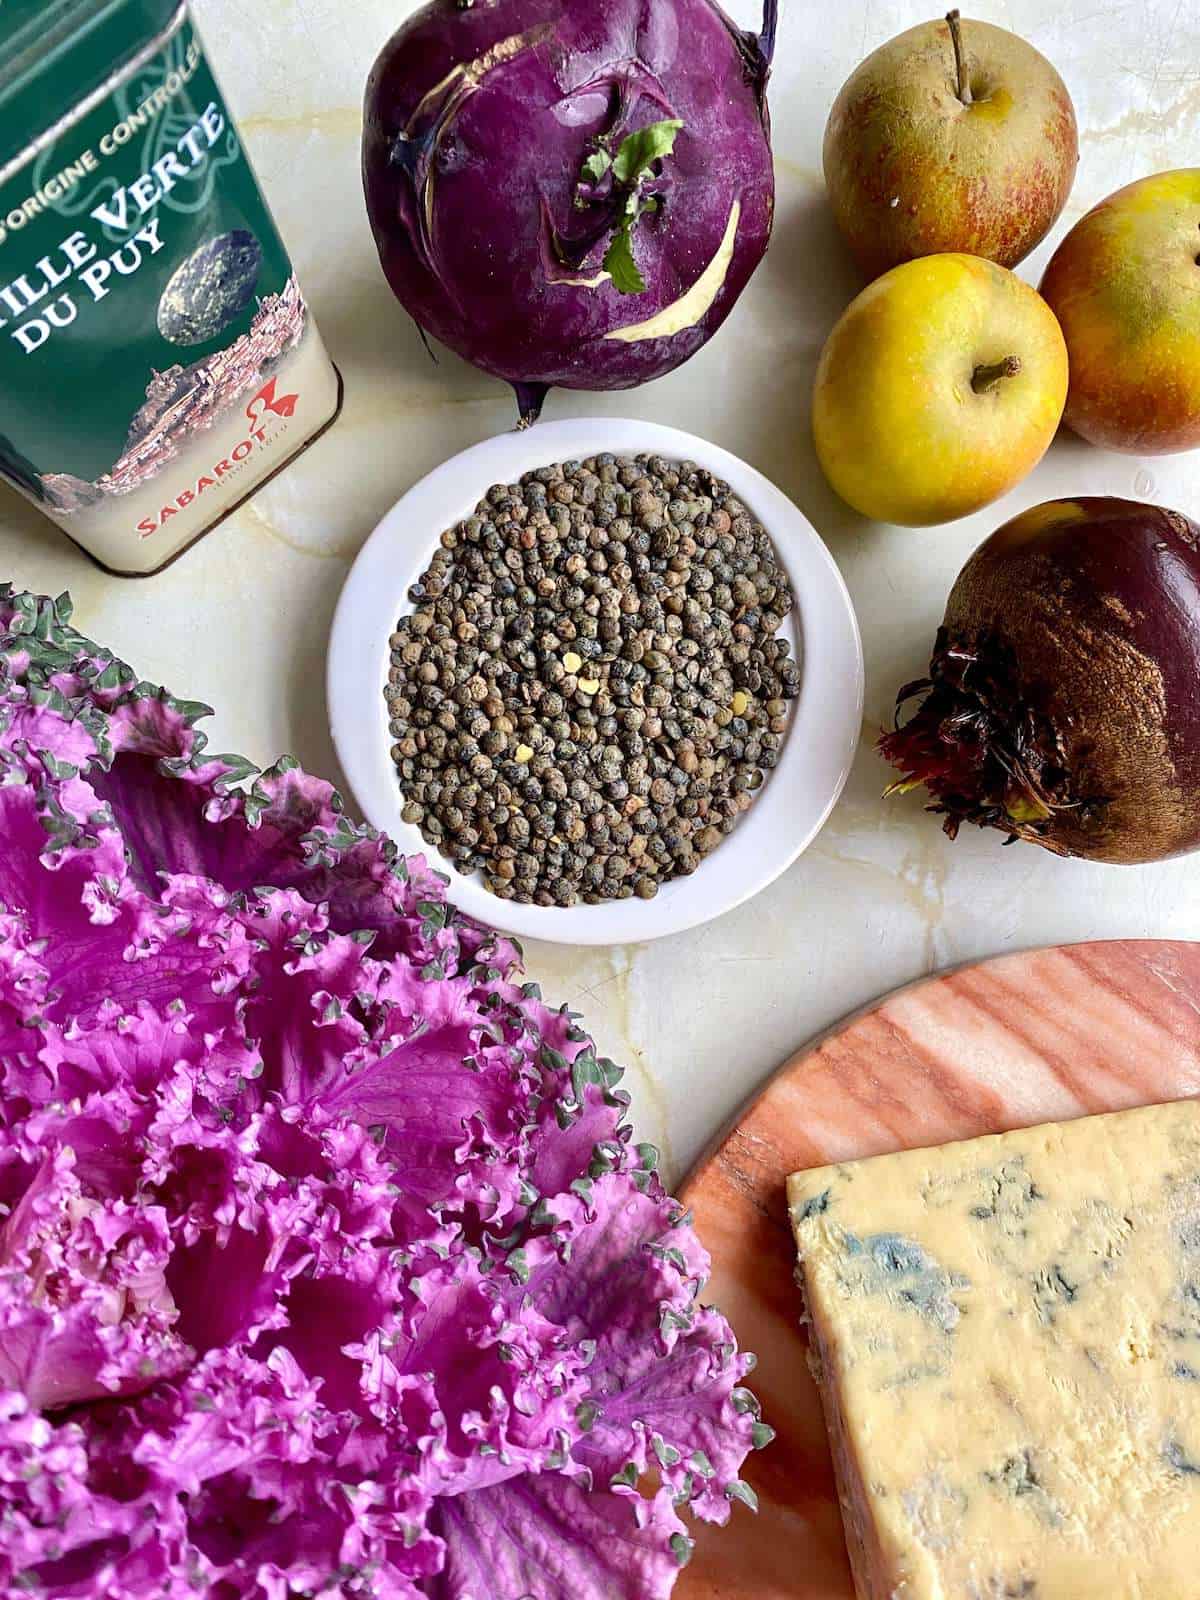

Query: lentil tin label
left=0, top=5, right=339, bottom=573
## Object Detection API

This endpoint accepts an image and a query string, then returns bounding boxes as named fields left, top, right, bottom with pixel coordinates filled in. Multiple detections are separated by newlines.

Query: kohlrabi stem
left=972, top=355, right=1021, bottom=393
left=514, top=382, right=549, bottom=429
left=759, top=0, right=779, bottom=67
left=946, top=10, right=972, bottom=105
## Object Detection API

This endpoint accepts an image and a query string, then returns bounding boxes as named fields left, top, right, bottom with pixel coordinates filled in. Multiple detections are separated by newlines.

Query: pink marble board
left=675, top=940, right=1200, bottom=1599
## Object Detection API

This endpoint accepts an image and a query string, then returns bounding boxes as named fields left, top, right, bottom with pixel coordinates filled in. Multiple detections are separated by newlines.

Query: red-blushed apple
left=824, top=12, right=1077, bottom=280
left=1040, top=170, right=1200, bottom=453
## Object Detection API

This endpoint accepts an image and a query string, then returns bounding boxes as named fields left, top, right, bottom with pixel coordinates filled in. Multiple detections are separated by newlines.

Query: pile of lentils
left=385, top=454, right=800, bottom=907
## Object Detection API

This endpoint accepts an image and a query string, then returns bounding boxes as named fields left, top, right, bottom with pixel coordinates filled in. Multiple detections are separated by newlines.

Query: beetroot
left=362, top=0, right=777, bottom=423
left=881, top=496, right=1200, bottom=864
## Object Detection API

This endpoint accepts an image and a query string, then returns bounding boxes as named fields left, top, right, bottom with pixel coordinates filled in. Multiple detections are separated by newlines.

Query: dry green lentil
left=385, top=454, right=799, bottom=906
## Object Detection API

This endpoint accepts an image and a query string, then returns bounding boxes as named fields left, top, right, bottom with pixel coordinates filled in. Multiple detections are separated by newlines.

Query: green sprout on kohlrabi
left=580, top=118, right=684, bottom=294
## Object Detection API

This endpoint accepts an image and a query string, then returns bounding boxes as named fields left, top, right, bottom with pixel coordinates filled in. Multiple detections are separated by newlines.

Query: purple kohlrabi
left=363, top=0, right=778, bottom=423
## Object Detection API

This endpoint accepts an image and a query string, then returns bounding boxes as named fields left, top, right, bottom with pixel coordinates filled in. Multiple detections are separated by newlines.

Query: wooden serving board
left=676, top=940, right=1200, bottom=1599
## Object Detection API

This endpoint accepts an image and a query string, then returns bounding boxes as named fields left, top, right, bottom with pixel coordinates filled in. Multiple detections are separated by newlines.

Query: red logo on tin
left=246, top=377, right=299, bottom=427
left=135, top=378, right=303, bottom=538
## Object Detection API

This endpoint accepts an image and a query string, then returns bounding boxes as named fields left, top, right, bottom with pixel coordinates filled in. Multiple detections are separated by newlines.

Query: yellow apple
left=812, top=253, right=1068, bottom=526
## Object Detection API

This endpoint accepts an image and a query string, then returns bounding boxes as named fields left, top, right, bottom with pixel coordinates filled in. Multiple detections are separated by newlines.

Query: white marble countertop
left=3, top=0, right=1200, bottom=1185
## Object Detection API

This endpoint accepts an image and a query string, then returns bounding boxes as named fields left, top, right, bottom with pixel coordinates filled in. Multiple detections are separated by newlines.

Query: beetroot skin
left=881, top=496, right=1200, bottom=865
left=363, top=0, right=777, bottom=421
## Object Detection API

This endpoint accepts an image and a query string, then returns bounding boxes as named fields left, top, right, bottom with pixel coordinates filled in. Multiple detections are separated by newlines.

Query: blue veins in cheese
left=787, top=1099, right=1200, bottom=1600
left=837, top=1233, right=966, bottom=1334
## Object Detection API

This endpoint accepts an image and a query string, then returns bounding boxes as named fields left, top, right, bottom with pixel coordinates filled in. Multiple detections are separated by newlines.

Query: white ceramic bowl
left=327, top=418, right=863, bottom=946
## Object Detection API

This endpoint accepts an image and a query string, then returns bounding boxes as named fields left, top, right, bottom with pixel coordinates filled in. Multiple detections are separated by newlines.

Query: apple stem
left=972, top=355, right=1022, bottom=393
left=946, top=10, right=972, bottom=105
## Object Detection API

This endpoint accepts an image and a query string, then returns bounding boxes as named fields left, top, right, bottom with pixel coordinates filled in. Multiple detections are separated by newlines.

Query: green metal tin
left=0, top=0, right=341, bottom=575
left=0, top=2, right=179, bottom=169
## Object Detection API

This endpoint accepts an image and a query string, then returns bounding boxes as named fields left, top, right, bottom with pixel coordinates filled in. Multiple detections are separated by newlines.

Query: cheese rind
left=788, top=1100, right=1200, bottom=1600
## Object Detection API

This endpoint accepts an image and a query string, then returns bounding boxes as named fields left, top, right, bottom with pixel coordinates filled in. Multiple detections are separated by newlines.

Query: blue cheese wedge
left=788, top=1100, right=1200, bottom=1600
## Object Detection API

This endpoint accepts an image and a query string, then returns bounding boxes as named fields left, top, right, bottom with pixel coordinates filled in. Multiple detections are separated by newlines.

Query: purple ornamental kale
left=0, top=589, right=768, bottom=1599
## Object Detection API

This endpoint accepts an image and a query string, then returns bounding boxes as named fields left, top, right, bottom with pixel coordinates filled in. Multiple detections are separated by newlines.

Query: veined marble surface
left=2, top=0, right=1199, bottom=1184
